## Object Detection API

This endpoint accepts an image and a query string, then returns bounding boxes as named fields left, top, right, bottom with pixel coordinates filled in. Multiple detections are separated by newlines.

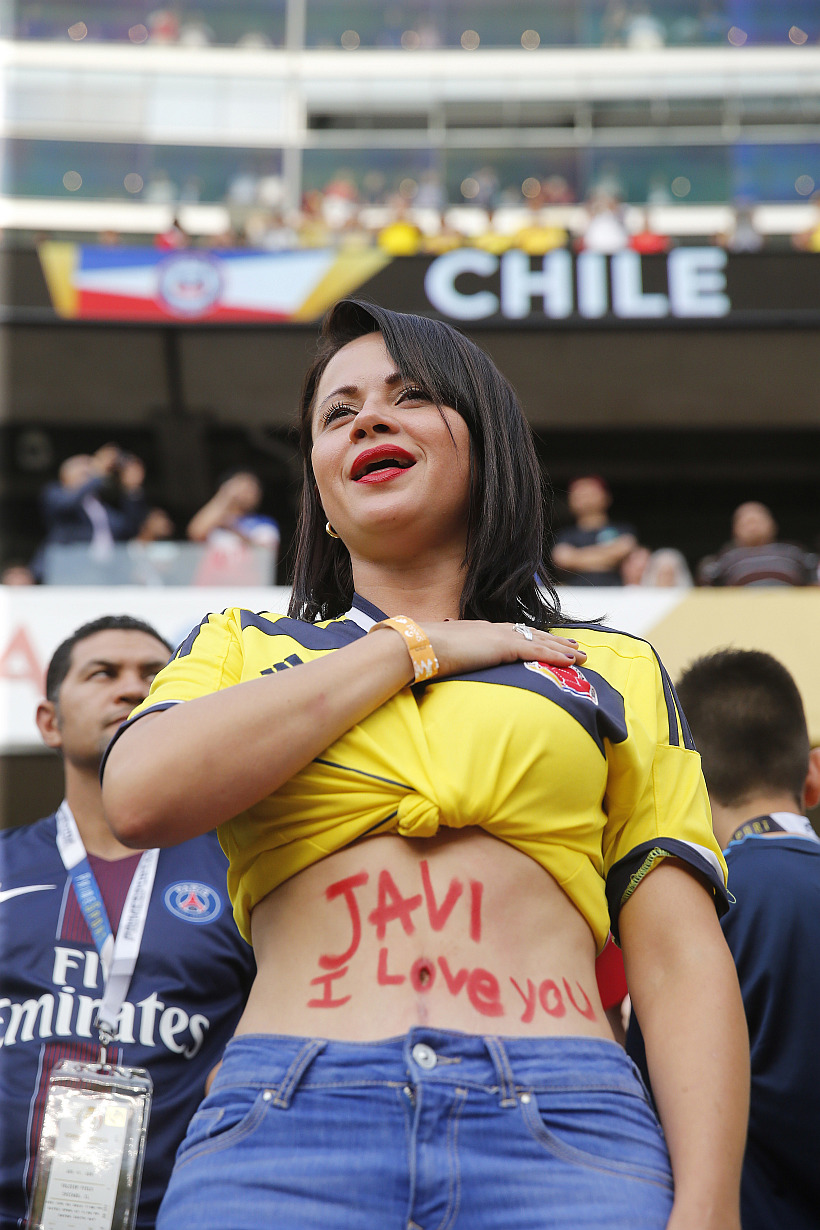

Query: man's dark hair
left=676, top=649, right=809, bottom=808
left=46, top=615, right=172, bottom=703
left=289, top=298, right=566, bottom=629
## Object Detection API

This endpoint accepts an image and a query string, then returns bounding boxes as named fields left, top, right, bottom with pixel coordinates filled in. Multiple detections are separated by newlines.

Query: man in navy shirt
left=631, top=648, right=820, bottom=1230
left=0, top=615, right=255, bottom=1229
left=551, top=475, right=637, bottom=587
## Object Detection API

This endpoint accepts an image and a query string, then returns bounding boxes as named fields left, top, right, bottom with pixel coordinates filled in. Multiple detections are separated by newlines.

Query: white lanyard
left=55, top=801, right=159, bottom=1045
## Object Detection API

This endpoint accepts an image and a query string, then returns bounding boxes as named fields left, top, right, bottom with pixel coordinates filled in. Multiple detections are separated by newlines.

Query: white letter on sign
left=500, top=250, right=573, bottom=319
left=611, top=251, right=669, bottom=318
left=424, top=249, right=499, bottom=320
left=668, top=248, right=730, bottom=317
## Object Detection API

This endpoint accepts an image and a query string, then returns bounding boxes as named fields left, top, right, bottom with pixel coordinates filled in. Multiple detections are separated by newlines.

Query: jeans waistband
left=213, top=1030, right=644, bottom=1110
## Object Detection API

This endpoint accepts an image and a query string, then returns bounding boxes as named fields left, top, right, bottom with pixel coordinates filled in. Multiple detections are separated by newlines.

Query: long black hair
left=288, top=299, right=565, bottom=629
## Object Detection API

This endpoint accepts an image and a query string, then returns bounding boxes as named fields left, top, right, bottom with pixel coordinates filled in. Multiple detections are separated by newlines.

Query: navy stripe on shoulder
left=653, top=654, right=680, bottom=748
left=660, top=664, right=697, bottom=751
left=99, top=701, right=180, bottom=780
left=239, top=610, right=362, bottom=649
left=174, top=612, right=220, bottom=659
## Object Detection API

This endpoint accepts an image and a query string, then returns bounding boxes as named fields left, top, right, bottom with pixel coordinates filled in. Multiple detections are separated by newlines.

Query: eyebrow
left=81, top=658, right=167, bottom=674
left=316, top=370, right=404, bottom=412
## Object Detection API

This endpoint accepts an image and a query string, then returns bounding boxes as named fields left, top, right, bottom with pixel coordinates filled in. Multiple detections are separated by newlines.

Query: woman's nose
left=349, top=405, right=398, bottom=439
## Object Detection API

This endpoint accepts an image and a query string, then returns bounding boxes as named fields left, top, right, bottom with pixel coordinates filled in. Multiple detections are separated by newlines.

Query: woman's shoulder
left=553, top=621, right=657, bottom=666
left=177, top=606, right=366, bottom=659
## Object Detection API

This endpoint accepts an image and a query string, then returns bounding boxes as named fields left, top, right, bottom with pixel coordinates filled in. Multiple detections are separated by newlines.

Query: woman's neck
left=352, top=555, right=466, bottom=623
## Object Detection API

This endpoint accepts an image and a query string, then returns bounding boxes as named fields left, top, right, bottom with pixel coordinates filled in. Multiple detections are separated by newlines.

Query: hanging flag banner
left=38, top=244, right=392, bottom=323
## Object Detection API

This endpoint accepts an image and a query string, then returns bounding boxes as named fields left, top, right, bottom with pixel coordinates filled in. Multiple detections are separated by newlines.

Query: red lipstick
left=351, top=445, right=416, bottom=484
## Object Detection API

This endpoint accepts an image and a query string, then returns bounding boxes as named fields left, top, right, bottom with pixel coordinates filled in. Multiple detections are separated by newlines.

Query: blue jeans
left=157, top=1028, right=673, bottom=1230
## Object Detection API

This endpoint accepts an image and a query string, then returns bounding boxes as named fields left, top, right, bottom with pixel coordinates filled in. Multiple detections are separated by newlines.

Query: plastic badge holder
left=26, top=1060, right=152, bottom=1230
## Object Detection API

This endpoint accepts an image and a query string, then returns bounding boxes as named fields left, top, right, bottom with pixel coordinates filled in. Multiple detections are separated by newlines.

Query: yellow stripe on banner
left=291, top=250, right=393, bottom=322
left=38, top=242, right=80, bottom=318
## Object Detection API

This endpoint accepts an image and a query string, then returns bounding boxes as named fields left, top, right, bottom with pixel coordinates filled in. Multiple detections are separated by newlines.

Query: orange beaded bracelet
left=368, top=616, right=440, bottom=683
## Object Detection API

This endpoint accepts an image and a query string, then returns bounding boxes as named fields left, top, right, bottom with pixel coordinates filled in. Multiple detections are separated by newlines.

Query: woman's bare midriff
left=236, top=829, right=616, bottom=1042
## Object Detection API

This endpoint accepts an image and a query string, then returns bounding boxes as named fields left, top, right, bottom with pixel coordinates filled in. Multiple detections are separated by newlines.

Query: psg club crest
left=163, top=881, right=224, bottom=924
left=524, top=661, right=599, bottom=705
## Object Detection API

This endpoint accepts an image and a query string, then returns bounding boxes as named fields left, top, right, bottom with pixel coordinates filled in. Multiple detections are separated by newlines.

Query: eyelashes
left=319, top=387, right=429, bottom=427
left=321, top=401, right=352, bottom=426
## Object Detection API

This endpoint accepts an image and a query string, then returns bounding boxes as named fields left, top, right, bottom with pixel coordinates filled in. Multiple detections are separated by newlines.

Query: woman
left=102, top=300, right=748, bottom=1230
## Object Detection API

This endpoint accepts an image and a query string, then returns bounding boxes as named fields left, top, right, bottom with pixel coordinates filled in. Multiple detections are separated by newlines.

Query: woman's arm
left=620, top=859, right=748, bottom=1230
left=102, top=620, right=585, bottom=849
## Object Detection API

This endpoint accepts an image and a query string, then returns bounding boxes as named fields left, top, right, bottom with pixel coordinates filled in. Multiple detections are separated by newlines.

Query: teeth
left=360, top=457, right=412, bottom=476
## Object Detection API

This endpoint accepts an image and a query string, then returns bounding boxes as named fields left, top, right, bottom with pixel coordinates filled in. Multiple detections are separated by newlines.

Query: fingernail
left=566, top=639, right=578, bottom=645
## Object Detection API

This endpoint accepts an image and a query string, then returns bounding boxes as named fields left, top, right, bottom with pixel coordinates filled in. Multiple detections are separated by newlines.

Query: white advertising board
left=0, top=586, right=682, bottom=755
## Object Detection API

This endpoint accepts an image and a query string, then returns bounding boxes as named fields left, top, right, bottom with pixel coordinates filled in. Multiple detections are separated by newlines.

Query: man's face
left=40, top=629, right=169, bottom=770
left=732, top=502, right=776, bottom=548
left=567, top=478, right=610, bottom=519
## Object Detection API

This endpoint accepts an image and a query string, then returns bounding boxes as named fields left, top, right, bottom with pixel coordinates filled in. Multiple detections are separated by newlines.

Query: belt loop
left=273, top=1039, right=327, bottom=1109
left=483, top=1035, right=517, bottom=1108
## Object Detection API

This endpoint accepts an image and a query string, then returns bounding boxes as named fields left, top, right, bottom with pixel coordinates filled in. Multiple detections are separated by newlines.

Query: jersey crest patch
left=523, top=661, right=599, bottom=705
left=163, top=881, right=224, bottom=924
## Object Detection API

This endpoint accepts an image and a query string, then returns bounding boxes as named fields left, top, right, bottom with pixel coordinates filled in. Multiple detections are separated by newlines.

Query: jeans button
left=412, top=1042, right=437, bottom=1070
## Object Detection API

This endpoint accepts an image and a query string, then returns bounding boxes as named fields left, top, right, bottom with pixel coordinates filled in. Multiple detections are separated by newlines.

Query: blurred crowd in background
left=2, top=456, right=817, bottom=592
left=7, top=1, right=805, bottom=51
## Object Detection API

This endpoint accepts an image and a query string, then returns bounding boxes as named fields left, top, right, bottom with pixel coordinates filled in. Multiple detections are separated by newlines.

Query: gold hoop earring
left=325, top=522, right=340, bottom=539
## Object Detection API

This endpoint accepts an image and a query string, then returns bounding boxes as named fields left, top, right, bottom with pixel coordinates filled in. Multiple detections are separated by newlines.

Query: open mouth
left=351, top=447, right=416, bottom=482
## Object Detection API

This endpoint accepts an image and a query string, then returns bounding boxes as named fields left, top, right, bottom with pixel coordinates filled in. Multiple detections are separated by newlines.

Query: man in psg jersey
left=0, top=616, right=255, bottom=1229
left=629, top=649, right=820, bottom=1230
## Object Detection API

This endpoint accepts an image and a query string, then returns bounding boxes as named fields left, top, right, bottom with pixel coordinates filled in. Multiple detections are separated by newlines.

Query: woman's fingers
left=421, top=621, right=587, bottom=678
left=516, top=629, right=587, bottom=665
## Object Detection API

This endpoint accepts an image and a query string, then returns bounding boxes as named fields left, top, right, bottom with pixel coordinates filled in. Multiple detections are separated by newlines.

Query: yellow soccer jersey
left=106, top=594, right=729, bottom=948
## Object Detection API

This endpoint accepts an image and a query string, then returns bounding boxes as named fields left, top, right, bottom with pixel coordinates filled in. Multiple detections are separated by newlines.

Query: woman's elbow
left=102, top=779, right=165, bottom=848
left=102, top=740, right=169, bottom=846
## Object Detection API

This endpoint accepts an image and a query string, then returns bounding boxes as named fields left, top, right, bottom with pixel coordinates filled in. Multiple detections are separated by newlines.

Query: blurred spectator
left=187, top=469, right=279, bottom=549
left=512, top=192, right=569, bottom=253
left=697, top=502, right=818, bottom=587
left=322, top=171, right=360, bottom=231
left=143, top=170, right=178, bottom=205
left=414, top=171, right=446, bottom=212
left=178, top=18, right=214, bottom=46
left=792, top=192, right=820, bottom=252
left=620, top=545, right=652, bottom=586
left=551, top=475, right=637, bottom=587
left=378, top=205, right=424, bottom=255
left=1, top=562, right=36, bottom=586
left=147, top=8, right=179, bottom=42
left=134, top=507, right=175, bottom=544
left=246, top=209, right=300, bottom=250
left=628, top=209, right=670, bottom=254
left=541, top=175, right=575, bottom=205
left=579, top=191, right=630, bottom=253
left=155, top=214, right=189, bottom=250
left=474, top=212, right=515, bottom=255
left=465, top=166, right=500, bottom=211
left=624, top=3, right=665, bottom=48
left=32, top=446, right=148, bottom=581
left=422, top=214, right=465, bottom=255
left=187, top=469, right=279, bottom=586
left=717, top=203, right=764, bottom=254
left=641, top=547, right=693, bottom=587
